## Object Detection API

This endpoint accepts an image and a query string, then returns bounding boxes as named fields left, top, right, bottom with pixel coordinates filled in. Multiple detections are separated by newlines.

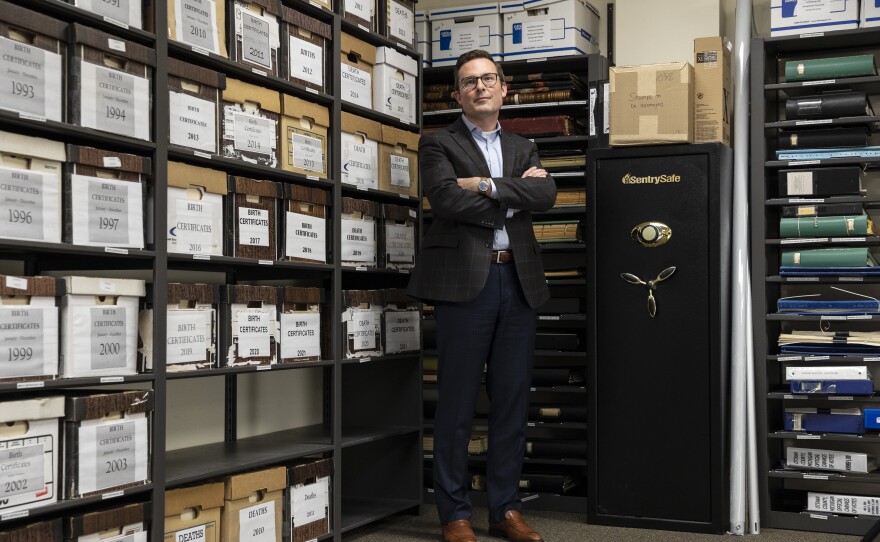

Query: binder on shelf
left=167, top=161, right=227, bottom=257
left=0, top=275, right=60, bottom=381
left=139, top=283, right=219, bottom=372
left=789, top=379, right=874, bottom=395
left=223, top=284, right=280, bottom=367
left=786, top=366, right=870, bottom=381
left=526, top=439, right=587, bottom=458
left=808, top=492, right=880, bottom=517
left=785, top=92, right=873, bottom=120
left=781, top=247, right=877, bottom=267
left=528, top=405, right=587, bottom=422
left=222, top=79, right=282, bottom=168
left=280, top=94, right=330, bottom=179
left=779, top=214, right=873, bottom=237
left=781, top=202, right=865, bottom=218
left=168, top=58, right=225, bottom=155
left=777, top=166, right=863, bottom=198
left=786, top=446, right=878, bottom=473
left=778, top=127, right=869, bottom=150
left=282, top=184, right=329, bottom=264
left=168, top=0, right=227, bottom=57
left=777, top=298, right=880, bottom=314
left=784, top=54, right=877, bottom=82
left=64, top=502, right=149, bottom=541
left=231, top=0, right=284, bottom=76
left=165, top=482, right=225, bottom=542
left=279, top=286, right=324, bottom=363
left=776, top=146, right=880, bottom=160
left=865, top=408, right=880, bottom=429
left=227, top=176, right=281, bottom=260
left=282, top=6, right=331, bottom=94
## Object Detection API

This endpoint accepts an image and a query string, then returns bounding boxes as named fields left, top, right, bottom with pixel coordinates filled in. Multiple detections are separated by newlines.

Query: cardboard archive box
left=609, top=62, right=694, bottom=146
left=60, top=276, right=146, bottom=378
left=288, top=458, right=333, bottom=542
left=222, top=79, right=281, bottom=168
left=381, top=204, right=417, bottom=271
left=501, top=0, right=600, bottom=61
left=232, top=0, right=283, bottom=76
left=169, top=59, right=226, bottom=154
left=283, top=184, right=329, bottom=264
left=0, top=519, right=61, bottom=541
left=168, top=0, right=227, bottom=56
left=228, top=176, right=281, bottom=260
left=165, top=482, right=225, bottom=542
left=69, top=24, right=153, bottom=141
left=280, top=287, right=323, bottom=363
left=0, top=131, right=65, bottom=243
left=282, top=6, right=331, bottom=93
left=341, top=197, right=379, bottom=268
left=430, top=3, right=503, bottom=66
left=0, top=1, right=65, bottom=122
left=63, top=390, right=153, bottom=499
left=0, top=396, right=64, bottom=514
left=343, top=0, right=375, bottom=31
left=341, top=113, right=382, bottom=190
left=341, top=33, right=376, bottom=110
left=224, top=285, right=280, bottom=367
left=864, top=0, right=880, bottom=27
left=342, top=290, right=383, bottom=358
left=379, top=125, right=419, bottom=197
left=693, top=37, right=731, bottom=146
left=280, top=95, right=330, bottom=179
left=416, top=10, right=430, bottom=67
left=73, top=0, right=144, bottom=29
left=221, top=467, right=286, bottom=542
left=65, top=502, right=149, bottom=541
left=0, top=275, right=60, bottom=381
left=383, top=289, right=420, bottom=354
left=373, top=47, right=418, bottom=125
left=384, top=0, right=416, bottom=49
left=139, top=283, right=219, bottom=372
left=167, top=161, right=226, bottom=256
left=771, top=0, right=859, bottom=36
left=65, top=145, right=149, bottom=249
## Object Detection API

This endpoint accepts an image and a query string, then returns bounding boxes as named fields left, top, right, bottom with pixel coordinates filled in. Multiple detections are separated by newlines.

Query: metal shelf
left=424, top=100, right=589, bottom=117
left=0, top=240, right=155, bottom=262
left=769, top=354, right=880, bottom=363
left=0, top=374, right=154, bottom=394
left=534, top=206, right=587, bottom=217
left=7, top=0, right=156, bottom=44
left=340, top=184, right=420, bottom=204
left=167, top=253, right=334, bottom=275
left=168, top=146, right=333, bottom=189
left=765, top=115, right=880, bottom=130
left=0, top=484, right=153, bottom=525
left=770, top=431, right=880, bottom=442
left=340, top=425, right=421, bottom=448
left=341, top=102, right=420, bottom=133
left=767, top=156, right=880, bottom=169
left=768, top=275, right=880, bottom=283
left=765, top=195, right=878, bottom=206
left=340, top=19, right=419, bottom=60
left=0, top=110, right=156, bottom=154
left=424, top=487, right=587, bottom=514
left=423, top=453, right=587, bottom=467
left=769, top=468, right=880, bottom=483
left=767, top=237, right=880, bottom=246
left=340, top=497, right=421, bottom=533
left=766, top=75, right=880, bottom=97
left=768, top=392, right=880, bottom=402
left=165, top=360, right=335, bottom=380
left=767, top=313, right=880, bottom=321
left=340, top=353, right=421, bottom=366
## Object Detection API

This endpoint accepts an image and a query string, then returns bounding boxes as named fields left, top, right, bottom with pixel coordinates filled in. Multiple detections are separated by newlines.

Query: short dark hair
left=453, top=50, right=505, bottom=89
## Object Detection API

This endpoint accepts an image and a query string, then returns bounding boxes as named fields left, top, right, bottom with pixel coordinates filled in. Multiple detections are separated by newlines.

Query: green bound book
left=785, top=54, right=877, bottom=82
left=781, top=247, right=877, bottom=267
left=779, top=214, right=874, bottom=238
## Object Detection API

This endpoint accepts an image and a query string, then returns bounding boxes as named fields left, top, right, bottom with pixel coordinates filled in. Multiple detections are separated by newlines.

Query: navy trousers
left=432, top=262, right=536, bottom=525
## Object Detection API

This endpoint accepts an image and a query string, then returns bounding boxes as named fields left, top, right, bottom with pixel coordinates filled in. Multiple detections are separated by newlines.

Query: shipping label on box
left=694, top=36, right=731, bottom=146
left=168, top=187, right=224, bottom=255
left=0, top=276, right=58, bottom=379
left=501, top=0, right=600, bottom=60
left=0, top=36, right=63, bottom=121
left=771, top=0, right=859, bottom=36
left=75, top=0, right=142, bottom=29
left=69, top=175, right=144, bottom=249
left=78, top=62, right=151, bottom=141
left=76, top=414, right=148, bottom=495
left=430, top=3, right=502, bottom=66
left=174, top=0, right=222, bottom=54
left=0, top=166, right=61, bottom=243
left=234, top=1, right=282, bottom=75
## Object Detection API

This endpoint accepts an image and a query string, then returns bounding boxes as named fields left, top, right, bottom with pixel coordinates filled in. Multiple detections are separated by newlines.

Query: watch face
left=479, top=180, right=489, bottom=192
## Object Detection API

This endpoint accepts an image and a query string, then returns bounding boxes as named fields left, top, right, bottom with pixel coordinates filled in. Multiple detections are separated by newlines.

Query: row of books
left=423, top=71, right=589, bottom=112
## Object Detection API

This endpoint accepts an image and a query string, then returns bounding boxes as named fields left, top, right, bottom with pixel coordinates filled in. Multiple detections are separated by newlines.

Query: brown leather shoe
left=488, top=510, right=544, bottom=542
left=442, top=519, right=477, bottom=542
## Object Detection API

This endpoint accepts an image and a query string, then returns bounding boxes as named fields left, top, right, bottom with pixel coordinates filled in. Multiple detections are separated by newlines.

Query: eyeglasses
left=458, top=72, right=501, bottom=92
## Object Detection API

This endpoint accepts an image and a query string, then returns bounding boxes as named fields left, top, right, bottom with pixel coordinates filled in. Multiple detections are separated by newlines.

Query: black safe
left=586, top=143, right=732, bottom=533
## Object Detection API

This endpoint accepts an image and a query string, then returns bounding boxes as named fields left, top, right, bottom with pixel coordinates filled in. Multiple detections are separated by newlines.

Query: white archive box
left=416, top=10, right=431, bottom=66
left=863, top=0, right=880, bottom=27
left=430, top=2, right=503, bottom=66
left=501, top=0, right=599, bottom=61
left=0, top=275, right=60, bottom=382
left=770, top=0, right=859, bottom=36
left=0, top=131, right=64, bottom=244
left=232, top=0, right=283, bottom=76
left=0, top=396, right=64, bottom=515
left=373, top=47, right=419, bottom=125
left=341, top=113, right=382, bottom=190
left=60, top=276, right=146, bottom=378
left=139, top=283, right=218, bottom=372
left=167, top=161, right=226, bottom=257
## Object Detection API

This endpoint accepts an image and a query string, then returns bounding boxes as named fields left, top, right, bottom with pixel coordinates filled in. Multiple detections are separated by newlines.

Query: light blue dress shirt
left=461, top=115, right=512, bottom=250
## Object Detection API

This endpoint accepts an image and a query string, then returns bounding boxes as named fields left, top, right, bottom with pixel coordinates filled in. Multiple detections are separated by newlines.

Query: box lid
left=415, top=10, right=428, bottom=19
left=287, top=457, right=333, bottom=485
left=429, top=2, right=499, bottom=19
left=385, top=288, right=417, bottom=305
left=168, top=58, right=226, bottom=90
left=167, top=283, right=218, bottom=305
left=0, top=396, right=64, bottom=423
left=281, top=95, right=330, bottom=127
left=0, top=0, right=67, bottom=40
left=382, top=203, right=415, bottom=222
left=0, top=131, right=65, bottom=162
left=237, top=0, right=282, bottom=16
left=65, top=503, right=148, bottom=538
left=224, top=466, right=287, bottom=500
left=500, top=0, right=599, bottom=15
left=65, top=390, right=154, bottom=422
left=63, top=276, right=146, bottom=297
left=341, top=33, right=377, bottom=66
left=168, top=162, right=228, bottom=194
left=282, top=6, right=332, bottom=39
left=341, top=113, right=382, bottom=141
left=71, top=23, right=155, bottom=66
left=67, top=146, right=151, bottom=175
left=223, top=78, right=282, bottom=114
left=229, top=176, right=282, bottom=199
left=375, top=46, right=418, bottom=75
left=0, top=519, right=62, bottom=542
left=343, top=289, right=383, bottom=306
left=0, top=275, right=57, bottom=297
left=165, top=482, right=226, bottom=516
left=381, top=125, right=420, bottom=150
left=342, top=197, right=379, bottom=216
left=282, top=286, right=322, bottom=304
left=285, top=184, right=329, bottom=206
left=224, top=284, right=279, bottom=305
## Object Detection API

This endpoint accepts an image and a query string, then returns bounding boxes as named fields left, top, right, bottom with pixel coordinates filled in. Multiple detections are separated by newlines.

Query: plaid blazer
left=407, top=116, right=556, bottom=309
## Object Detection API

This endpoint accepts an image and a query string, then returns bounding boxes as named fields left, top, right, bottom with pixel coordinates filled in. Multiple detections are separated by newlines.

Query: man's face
left=453, top=58, right=507, bottom=120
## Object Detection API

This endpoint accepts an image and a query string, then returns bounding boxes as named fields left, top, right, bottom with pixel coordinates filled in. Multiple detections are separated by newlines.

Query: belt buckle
left=495, top=251, right=503, bottom=264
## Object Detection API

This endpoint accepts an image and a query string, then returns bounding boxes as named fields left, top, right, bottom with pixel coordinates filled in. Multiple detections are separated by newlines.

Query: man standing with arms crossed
left=407, top=49, right=556, bottom=542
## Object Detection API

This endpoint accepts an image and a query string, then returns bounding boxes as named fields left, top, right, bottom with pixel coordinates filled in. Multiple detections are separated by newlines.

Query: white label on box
left=5, top=276, right=26, bottom=290
left=386, top=223, right=414, bottom=263
left=71, top=175, right=143, bottom=248
left=390, top=1, right=413, bottom=43
left=176, top=0, right=220, bottom=53
left=79, top=62, right=150, bottom=140
left=169, top=91, right=217, bottom=152
left=237, top=309, right=270, bottom=357
left=103, top=157, right=122, bottom=168
left=285, top=212, right=326, bottom=261
left=291, top=133, right=324, bottom=173
left=0, top=307, right=57, bottom=378
left=107, top=39, right=126, bottom=53
left=343, top=141, right=376, bottom=188
left=341, top=218, right=376, bottom=262
left=0, top=167, right=60, bottom=243
left=345, top=0, right=371, bottom=21
left=519, top=20, right=552, bottom=47
left=0, top=444, right=44, bottom=500
left=173, top=525, right=205, bottom=542
left=281, top=312, right=321, bottom=359
left=233, top=113, right=275, bottom=155
left=787, top=171, right=813, bottom=196
left=78, top=416, right=147, bottom=494
left=240, top=500, right=276, bottom=541
left=170, top=193, right=222, bottom=255
left=239, top=10, right=273, bottom=68
left=76, top=0, right=141, bottom=28
left=238, top=207, right=269, bottom=246
left=341, top=64, right=372, bottom=108
left=390, top=155, right=410, bottom=187
left=385, top=310, right=419, bottom=353
left=290, top=36, right=323, bottom=87
left=291, top=476, right=328, bottom=527
left=0, top=36, right=62, bottom=122
left=99, top=280, right=117, bottom=293
left=451, top=24, right=479, bottom=52
left=351, top=310, right=377, bottom=350
left=389, top=79, right=413, bottom=121
left=80, top=533, right=147, bottom=542
left=166, top=311, right=210, bottom=364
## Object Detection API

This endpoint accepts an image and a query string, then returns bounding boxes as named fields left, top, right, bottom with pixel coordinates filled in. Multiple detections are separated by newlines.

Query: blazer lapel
left=501, top=129, right=517, bottom=178
left=449, top=117, right=491, bottom=177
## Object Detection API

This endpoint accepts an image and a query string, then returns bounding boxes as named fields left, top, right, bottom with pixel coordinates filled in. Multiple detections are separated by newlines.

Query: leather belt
left=490, top=250, right=514, bottom=264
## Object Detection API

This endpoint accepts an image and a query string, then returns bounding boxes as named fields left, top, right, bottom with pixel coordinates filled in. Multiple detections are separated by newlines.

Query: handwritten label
left=238, top=207, right=269, bottom=247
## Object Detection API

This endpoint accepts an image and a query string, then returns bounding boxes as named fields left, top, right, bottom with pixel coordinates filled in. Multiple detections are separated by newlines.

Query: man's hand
left=522, top=166, right=548, bottom=178
left=456, top=177, right=483, bottom=192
